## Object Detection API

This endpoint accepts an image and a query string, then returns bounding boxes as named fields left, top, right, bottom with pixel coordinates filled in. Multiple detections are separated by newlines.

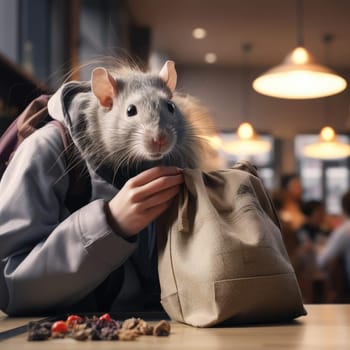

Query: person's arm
left=0, top=125, right=137, bottom=315
left=317, top=223, right=349, bottom=268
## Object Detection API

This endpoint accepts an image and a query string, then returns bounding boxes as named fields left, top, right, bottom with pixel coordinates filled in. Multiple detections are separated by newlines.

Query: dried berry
left=40, top=322, right=54, bottom=330
left=90, top=328, right=102, bottom=341
left=26, top=314, right=170, bottom=342
left=27, top=331, right=50, bottom=341
left=27, top=321, right=52, bottom=341
left=51, top=320, right=68, bottom=334
left=66, top=314, right=83, bottom=326
left=99, top=313, right=112, bottom=322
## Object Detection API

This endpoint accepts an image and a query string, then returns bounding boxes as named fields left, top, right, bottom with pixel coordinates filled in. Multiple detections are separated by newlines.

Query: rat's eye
left=167, top=101, right=176, bottom=113
left=127, top=104, right=137, bottom=117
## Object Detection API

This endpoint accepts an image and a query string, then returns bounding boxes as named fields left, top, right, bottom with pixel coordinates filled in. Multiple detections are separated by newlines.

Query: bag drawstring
left=178, top=187, right=190, bottom=234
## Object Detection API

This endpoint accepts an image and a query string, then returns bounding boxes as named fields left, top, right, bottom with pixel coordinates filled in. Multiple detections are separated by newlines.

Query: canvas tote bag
left=157, top=161, right=306, bottom=327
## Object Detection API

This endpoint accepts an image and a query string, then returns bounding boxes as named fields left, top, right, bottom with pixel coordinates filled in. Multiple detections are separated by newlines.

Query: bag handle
left=231, top=160, right=259, bottom=177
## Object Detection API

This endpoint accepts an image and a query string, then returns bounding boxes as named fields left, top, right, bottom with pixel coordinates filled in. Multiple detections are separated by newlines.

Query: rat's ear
left=91, top=67, right=117, bottom=108
left=159, top=60, right=177, bottom=92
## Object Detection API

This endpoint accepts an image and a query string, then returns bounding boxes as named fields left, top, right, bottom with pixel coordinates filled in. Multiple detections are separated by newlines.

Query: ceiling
left=126, top=0, right=350, bottom=69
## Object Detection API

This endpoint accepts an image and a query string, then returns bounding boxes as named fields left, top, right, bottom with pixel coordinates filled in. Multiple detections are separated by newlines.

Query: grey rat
left=48, top=60, right=219, bottom=183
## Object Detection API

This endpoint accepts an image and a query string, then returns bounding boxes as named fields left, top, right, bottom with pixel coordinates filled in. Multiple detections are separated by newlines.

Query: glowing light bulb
left=320, top=126, right=336, bottom=142
left=205, top=52, right=217, bottom=64
left=237, top=122, right=254, bottom=140
left=291, top=47, right=309, bottom=64
left=192, top=28, right=207, bottom=39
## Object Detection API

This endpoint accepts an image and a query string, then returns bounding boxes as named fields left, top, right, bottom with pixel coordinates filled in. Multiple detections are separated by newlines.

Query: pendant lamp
left=302, top=34, right=350, bottom=160
left=223, top=43, right=271, bottom=156
left=222, top=122, right=271, bottom=155
left=303, top=126, right=350, bottom=160
left=252, top=0, right=347, bottom=99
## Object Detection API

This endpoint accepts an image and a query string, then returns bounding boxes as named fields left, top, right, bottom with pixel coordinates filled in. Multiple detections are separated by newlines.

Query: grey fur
left=61, top=70, right=203, bottom=181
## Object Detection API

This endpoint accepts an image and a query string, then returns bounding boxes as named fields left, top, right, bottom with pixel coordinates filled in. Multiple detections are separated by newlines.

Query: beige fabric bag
left=157, top=161, right=306, bottom=327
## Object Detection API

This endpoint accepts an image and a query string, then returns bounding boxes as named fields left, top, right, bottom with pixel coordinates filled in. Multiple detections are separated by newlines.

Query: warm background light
left=253, top=47, right=347, bottom=99
left=303, top=126, right=350, bottom=159
left=292, top=47, right=308, bottom=64
left=222, top=123, right=271, bottom=156
left=237, top=122, right=254, bottom=140
left=192, top=27, right=207, bottom=39
left=204, top=52, right=217, bottom=64
left=320, top=126, right=335, bottom=142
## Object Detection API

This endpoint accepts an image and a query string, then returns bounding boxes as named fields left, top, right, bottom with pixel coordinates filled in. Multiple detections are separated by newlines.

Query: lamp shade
left=253, top=47, right=347, bottom=99
left=303, top=126, right=350, bottom=159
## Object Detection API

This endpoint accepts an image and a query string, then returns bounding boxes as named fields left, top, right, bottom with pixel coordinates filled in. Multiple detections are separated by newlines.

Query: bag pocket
left=213, top=272, right=306, bottom=325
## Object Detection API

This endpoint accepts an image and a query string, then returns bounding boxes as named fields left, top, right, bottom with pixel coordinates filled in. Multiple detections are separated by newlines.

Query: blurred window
left=295, top=134, right=350, bottom=215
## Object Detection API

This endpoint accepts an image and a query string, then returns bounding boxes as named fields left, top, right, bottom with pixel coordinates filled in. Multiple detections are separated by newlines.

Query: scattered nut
left=117, top=329, right=139, bottom=341
left=122, top=317, right=139, bottom=330
left=71, top=330, right=89, bottom=341
left=153, top=320, right=171, bottom=336
left=137, top=319, right=154, bottom=335
left=27, top=314, right=171, bottom=341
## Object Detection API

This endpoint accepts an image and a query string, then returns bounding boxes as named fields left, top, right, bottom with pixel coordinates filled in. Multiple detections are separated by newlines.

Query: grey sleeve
left=0, top=125, right=137, bottom=315
left=317, top=225, right=348, bottom=268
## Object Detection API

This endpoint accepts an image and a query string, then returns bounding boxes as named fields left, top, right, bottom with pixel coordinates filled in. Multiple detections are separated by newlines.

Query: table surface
left=0, top=304, right=350, bottom=349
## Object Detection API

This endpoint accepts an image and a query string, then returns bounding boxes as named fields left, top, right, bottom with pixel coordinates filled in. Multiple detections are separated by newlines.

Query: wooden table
left=1, top=305, right=350, bottom=349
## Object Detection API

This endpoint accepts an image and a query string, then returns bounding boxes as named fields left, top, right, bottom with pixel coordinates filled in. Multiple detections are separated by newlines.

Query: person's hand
left=106, top=166, right=183, bottom=237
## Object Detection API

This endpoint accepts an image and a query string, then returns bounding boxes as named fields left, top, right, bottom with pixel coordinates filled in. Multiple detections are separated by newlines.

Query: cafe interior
left=1, top=0, right=350, bottom=305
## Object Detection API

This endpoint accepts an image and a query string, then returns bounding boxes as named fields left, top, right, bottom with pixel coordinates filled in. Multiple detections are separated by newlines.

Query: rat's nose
left=152, top=136, right=167, bottom=146
left=152, top=131, right=168, bottom=146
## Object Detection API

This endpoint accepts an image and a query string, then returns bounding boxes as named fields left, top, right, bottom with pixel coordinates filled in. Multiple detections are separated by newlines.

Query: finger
left=129, top=166, right=183, bottom=187
left=129, top=173, right=183, bottom=203
left=137, top=184, right=181, bottom=211
left=125, top=198, right=173, bottom=234
left=137, top=173, right=184, bottom=200
left=143, top=199, right=173, bottom=223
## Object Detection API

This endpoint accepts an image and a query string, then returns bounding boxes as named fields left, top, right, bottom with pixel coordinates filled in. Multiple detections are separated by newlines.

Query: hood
left=47, top=81, right=91, bottom=129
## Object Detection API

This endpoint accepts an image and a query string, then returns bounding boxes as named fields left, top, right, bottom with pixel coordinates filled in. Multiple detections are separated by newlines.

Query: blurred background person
left=278, top=173, right=305, bottom=232
left=293, top=200, right=330, bottom=303
left=317, top=190, right=350, bottom=302
left=297, top=200, right=329, bottom=246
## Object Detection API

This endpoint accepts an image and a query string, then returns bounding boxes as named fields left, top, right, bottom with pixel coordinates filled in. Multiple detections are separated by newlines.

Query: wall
left=176, top=64, right=350, bottom=173
left=0, top=0, right=19, bottom=62
left=80, top=0, right=131, bottom=81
